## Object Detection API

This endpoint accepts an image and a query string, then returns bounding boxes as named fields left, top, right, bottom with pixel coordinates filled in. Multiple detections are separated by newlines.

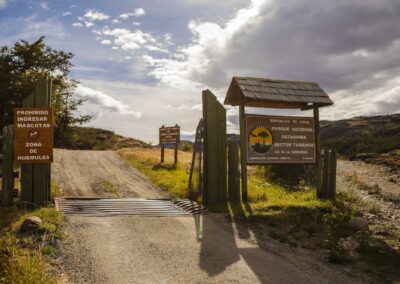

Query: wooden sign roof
left=224, top=77, right=334, bottom=109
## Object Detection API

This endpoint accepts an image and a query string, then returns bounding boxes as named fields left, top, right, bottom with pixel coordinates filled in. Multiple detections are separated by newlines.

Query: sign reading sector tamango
left=14, top=108, right=53, bottom=163
left=246, top=115, right=316, bottom=164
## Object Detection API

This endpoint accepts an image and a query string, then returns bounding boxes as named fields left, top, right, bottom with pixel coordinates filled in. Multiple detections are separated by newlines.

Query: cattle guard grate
left=56, top=198, right=207, bottom=217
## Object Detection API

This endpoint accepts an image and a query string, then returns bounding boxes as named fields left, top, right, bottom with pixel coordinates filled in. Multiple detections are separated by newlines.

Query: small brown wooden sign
left=246, top=115, right=316, bottom=164
left=159, top=125, right=180, bottom=145
left=14, top=108, right=53, bottom=163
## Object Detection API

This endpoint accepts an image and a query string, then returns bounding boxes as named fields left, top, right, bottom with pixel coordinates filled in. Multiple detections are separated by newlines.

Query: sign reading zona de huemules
left=246, top=115, right=316, bottom=164
left=14, top=108, right=53, bottom=163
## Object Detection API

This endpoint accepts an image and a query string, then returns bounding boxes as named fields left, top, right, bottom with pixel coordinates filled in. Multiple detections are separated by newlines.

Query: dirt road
left=53, top=149, right=365, bottom=283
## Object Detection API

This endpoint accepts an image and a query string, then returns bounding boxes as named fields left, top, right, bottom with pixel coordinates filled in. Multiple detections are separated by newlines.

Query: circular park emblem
left=248, top=126, right=273, bottom=155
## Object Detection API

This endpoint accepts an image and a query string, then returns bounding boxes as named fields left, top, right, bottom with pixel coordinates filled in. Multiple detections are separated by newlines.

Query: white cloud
left=0, top=14, right=67, bottom=40
left=119, top=8, right=146, bottom=20
left=112, top=19, right=120, bottom=24
left=101, top=27, right=166, bottom=52
left=62, top=12, right=72, bottom=16
left=72, top=22, right=83, bottom=27
left=101, top=39, right=112, bottom=45
left=143, top=0, right=266, bottom=89
left=76, top=85, right=142, bottom=117
left=0, top=0, right=7, bottom=9
left=132, top=21, right=140, bottom=26
left=84, top=21, right=94, bottom=28
left=132, top=8, right=145, bottom=17
left=84, top=9, right=110, bottom=21
left=70, top=5, right=77, bottom=9
left=40, top=2, right=49, bottom=10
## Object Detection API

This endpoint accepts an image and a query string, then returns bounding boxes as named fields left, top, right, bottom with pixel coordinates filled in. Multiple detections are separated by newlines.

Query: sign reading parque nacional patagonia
left=14, top=108, right=53, bottom=163
left=245, top=115, right=316, bottom=164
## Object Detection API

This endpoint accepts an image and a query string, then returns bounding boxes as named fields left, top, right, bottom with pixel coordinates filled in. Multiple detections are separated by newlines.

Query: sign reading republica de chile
left=14, top=108, right=53, bottom=163
left=246, top=115, right=316, bottom=164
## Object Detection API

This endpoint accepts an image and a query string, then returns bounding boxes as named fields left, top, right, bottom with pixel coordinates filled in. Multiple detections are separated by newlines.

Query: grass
left=118, top=148, right=191, bottom=198
left=0, top=207, right=63, bottom=283
left=50, top=180, right=62, bottom=200
left=101, top=179, right=118, bottom=195
left=118, top=147, right=400, bottom=277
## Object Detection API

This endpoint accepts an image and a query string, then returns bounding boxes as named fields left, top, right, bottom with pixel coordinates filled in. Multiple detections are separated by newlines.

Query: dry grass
left=0, top=207, right=63, bottom=283
left=118, top=147, right=192, bottom=198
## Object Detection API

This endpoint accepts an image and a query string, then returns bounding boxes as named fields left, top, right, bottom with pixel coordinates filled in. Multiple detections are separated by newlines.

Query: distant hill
left=55, top=127, right=151, bottom=150
left=320, top=113, right=400, bottom=171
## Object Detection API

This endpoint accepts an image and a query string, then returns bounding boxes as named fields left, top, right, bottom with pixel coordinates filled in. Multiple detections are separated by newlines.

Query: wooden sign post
left=17, top=77, right=53, bottom=207
left=159, top=124, right=180, bottom=164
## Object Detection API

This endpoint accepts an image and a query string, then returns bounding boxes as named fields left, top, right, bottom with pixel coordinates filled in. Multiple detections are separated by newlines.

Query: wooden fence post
left=228, top=141, right=240, bottom=203
left=327, top=148, right=337, bottom=200
left=322, top=147, right=329, bottom=199
left=161, top=146, right=164, bottom=163
left=174, top=143, right=178, bottom=164
left=314, top=107, right=323, bottom=199
left=1, top=125, right=14, bottom=207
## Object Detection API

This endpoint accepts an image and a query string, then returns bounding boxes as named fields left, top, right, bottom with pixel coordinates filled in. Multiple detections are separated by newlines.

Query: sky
left=1, top=0, right=399, bottom=143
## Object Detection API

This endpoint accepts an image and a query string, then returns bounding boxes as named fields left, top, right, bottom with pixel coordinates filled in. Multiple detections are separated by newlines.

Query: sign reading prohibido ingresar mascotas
left=246, top=115, right=316, bottom=164
left=14, top=108, right=53, bottom=163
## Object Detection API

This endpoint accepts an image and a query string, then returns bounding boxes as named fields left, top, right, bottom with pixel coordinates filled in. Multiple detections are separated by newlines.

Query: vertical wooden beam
left=21, top=91, right=35, bottom=205
left=313, top=106, right=322, bottom=199
left=33, top=78, right=50, bottom=205
left=21, top=77, right=52, bottom=207
left=174, top=143, right=178, bottom=164
left=328, top=148, right=337, bottom=200
left=228, top=141, right=240, bottom=203
left=322, top=147, right=329, bottom=199
left=239, top=105, right=248, bottom=202
left=161, top=145, right=165, bottom=163
left=2, top=125, right=14, bottom=207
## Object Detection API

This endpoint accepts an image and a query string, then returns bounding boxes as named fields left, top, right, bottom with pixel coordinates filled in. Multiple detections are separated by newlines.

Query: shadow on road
left=194, top=202, right=276, bottom=282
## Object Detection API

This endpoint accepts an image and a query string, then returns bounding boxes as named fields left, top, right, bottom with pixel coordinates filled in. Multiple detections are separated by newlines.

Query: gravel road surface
left=53, top=149, right=366, bottom=284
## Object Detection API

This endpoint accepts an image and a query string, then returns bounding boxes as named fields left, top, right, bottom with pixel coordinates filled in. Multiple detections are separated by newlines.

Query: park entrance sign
left=224, top=76, right=334, bottom=200
left=14, top=108, right=53, bottom=163
left=246, top=115, right=316, bottom=164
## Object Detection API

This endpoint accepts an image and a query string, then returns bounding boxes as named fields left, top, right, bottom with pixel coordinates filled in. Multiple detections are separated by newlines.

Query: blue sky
left=1, top=0, right=400, bottom=143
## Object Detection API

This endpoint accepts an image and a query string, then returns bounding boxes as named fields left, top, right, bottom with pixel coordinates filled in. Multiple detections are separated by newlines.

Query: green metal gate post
left=21, top=77, right=52, bottom=207
left=202, top=90, right=227, bottom=207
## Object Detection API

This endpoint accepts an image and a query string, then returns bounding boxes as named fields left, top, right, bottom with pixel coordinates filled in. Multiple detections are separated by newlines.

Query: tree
left=0, top=37, right=91, bottom=138
left=258, top=131, right=269, bottom=145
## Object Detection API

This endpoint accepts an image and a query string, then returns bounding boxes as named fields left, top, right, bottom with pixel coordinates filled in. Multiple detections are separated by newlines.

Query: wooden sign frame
left=245, top=114, right=316, bottom=165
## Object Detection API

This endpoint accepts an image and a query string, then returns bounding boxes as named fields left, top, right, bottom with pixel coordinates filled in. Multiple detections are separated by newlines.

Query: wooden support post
left=228, top=141, right=240, bottom=203
left=322, top=147, right=329, bottom=199
left=328, top=148, right=337, bottom=200
left=174, top=143, right=178, bottom=164
left=20, top=77, right=51, bottom=207
left=314, top=106, right=323, bottom=199
left=161, top=145, right=165, bottom=163
left=239, top=105, right=248, bottom=202
left=1, top=125, right=14, bottom=207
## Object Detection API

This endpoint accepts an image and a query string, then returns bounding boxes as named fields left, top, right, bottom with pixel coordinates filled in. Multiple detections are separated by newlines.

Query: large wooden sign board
left=159, top=125, right=180, bottom=145
left=246, top=115, right=316, bottom=164
left=14, top=108, right=53, bottom=163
